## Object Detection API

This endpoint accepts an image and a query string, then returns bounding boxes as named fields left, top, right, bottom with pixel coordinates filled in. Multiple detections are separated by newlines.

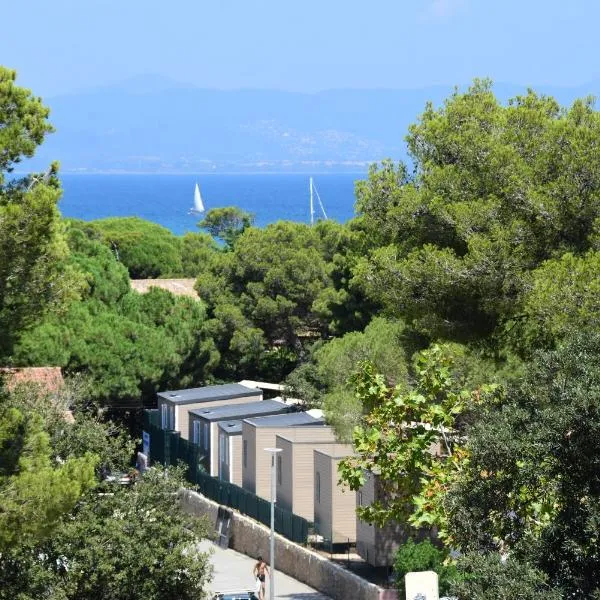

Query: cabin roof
left=157, top=383, right=261, bottom=405
left=244, top=411, right=324, bottom=429
left=217, top=420, right=244, bottom=434
left=189, top=399, right=288, bottom=422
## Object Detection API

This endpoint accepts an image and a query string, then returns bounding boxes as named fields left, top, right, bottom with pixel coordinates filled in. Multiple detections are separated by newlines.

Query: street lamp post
left=264, top=447, right=282, bottom=600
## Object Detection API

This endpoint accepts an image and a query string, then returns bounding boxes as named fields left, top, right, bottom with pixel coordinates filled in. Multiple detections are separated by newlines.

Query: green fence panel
left=142, top=410, right=310, bottom=544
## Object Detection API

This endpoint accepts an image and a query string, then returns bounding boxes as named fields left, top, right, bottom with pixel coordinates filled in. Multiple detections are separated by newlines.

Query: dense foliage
left=88, top=216, right=183, bottom=278
left=4, top=67, right=600, bottom=596
left=0, top=67, right=74, bottom=359
left=13, top=223, right=211, bottom=413
left=0, top=366, right=212, bottom=600
left=393, top=539, right=458, bottom=598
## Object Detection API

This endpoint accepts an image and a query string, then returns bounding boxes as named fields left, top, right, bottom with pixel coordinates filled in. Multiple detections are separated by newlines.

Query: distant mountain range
left=25, top=74, right=600, bottom=174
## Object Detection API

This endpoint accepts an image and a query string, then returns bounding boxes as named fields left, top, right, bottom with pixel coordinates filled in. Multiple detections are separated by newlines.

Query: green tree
left=448, top=553, right=561, bottom=600
left=180, top=231, right=220, bottom=277
left=338, top=345, right=500, bottom=540
left=507, top=251, right=600, bottom=354
left=312, top=219, right=379, bottom=335
left=199, top=206, right=254, bottom=248
left=90, top=217, right=183, bottom=278
left=0, top=468, right=213, bottom=600
left=195, top=221, right=333, bottom=380
left=0, top=67, right=73, bottom=358
left=447, top=333, right=600, bottom=597
left=0, top=402, right=97, bottom=551
left=14, top=225, right=213, bottom=412
left=317, top=317, right=412, bottom=440
left=355, top=82, right=600, bottom=342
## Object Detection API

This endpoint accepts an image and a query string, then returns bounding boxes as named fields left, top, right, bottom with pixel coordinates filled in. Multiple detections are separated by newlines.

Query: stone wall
left=179, top=488, right=397, bottom=600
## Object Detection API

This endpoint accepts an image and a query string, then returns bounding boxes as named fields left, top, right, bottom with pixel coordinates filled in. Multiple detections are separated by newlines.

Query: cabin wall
left=254, top=430, right=279, bottom=500
left=276, top=437, right=294, bottom=512
left=314, top=451, right=333, bottom=541
left=230, top=435, right=242, bottom=486
left=356, top=472, right=405, bottom=567
left=330, top=456, right=357, bottom=544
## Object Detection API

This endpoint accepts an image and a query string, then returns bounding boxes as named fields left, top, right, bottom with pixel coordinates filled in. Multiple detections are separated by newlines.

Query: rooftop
left=157, top=383, right=261, bottom=405
left=217, top=420, right=244, bottom=434
left=238, top=379, right=285, bottom=392
left=189, top=399, right=289, bottom=422
left=1, top=367, right=64, bottom=393
left=130, top=278, right=199, bottom=299
left=313, top=444, right=356, bottom=459
left=276, top=427, right=338, bottom=445
left=244, top=411, right=324, bottom=429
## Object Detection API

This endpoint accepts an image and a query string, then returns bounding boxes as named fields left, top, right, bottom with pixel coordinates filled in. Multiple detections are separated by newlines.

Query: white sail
left=190, top=182, right=205, bottom=214
left=309, top=177, right=327, bottom=224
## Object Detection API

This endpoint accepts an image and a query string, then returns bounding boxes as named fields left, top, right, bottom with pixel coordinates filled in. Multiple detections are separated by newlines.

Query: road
left=198, top=540, right=331, bottom=600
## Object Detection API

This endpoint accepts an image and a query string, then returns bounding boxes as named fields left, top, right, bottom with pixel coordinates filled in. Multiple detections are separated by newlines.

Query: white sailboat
left=309, top=177, right=327, bottom=225
left=189, top=182, right=205, bottom=215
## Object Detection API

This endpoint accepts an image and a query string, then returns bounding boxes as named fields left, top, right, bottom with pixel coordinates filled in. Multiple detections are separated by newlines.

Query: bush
left=394, top=538, right=457, bottom=598
left=448, top=552, right=562, bottom=600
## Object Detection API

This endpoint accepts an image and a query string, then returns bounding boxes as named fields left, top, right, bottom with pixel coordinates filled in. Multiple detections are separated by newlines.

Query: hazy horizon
left=3, top=1, right=599, bottom=98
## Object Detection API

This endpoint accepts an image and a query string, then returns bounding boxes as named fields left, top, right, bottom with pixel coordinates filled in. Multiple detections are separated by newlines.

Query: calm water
left=58, top=173, right=363, bottom=235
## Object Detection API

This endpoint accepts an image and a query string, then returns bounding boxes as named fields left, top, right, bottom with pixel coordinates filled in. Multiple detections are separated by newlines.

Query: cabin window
left=203, top=423, right=209, bottom=450
left=162, top=404, right=175, bottom=430
left=220, top=434, right=228, bottom=464
left=192, top=421, right=200, bottom=445
left=277, top=455, right=282, bottom=484
left=243, top=440, right=248, bottom=468
left=316, top=471, right=321, bottom=504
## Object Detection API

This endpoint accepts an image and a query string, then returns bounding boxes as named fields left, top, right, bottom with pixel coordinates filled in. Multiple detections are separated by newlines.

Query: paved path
left=198, top=540, right=331, bottom=600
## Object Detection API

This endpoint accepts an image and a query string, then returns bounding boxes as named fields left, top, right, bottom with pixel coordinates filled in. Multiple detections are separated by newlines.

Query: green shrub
left=448, top=553, right=562, bottom=600
left=394, top=538, right=457, bottom=598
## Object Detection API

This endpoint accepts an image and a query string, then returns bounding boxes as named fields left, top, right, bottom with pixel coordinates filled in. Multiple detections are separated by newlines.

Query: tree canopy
left=0, top=67, right=73, bottom=359
left=355, top=81, right=600, bottom=342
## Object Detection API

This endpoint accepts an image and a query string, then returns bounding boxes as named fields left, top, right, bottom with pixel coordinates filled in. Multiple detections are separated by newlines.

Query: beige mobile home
left=188, top=399, right=290, bottom=475
left=274, top=428, right=339, bottom=521
left=313, top=444, right=357, bottom=544
left=356, top=471, right=406, bottom=566
left=156, top=383, right=261, bottom=440
left=216, top=420, right=244, bottom=484
left=241, top=412, right=324, bottom=500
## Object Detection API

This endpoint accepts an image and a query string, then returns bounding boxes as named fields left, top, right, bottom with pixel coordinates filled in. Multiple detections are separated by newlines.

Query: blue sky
left=2, top=0, right=599, bottom=97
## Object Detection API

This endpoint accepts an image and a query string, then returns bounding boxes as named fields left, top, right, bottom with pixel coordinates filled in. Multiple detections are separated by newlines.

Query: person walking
left=253, top=555, right=269, bottom=600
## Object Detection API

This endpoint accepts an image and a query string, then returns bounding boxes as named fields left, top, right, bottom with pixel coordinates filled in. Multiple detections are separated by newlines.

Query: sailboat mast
left=309, top=177, right=315, bottom=225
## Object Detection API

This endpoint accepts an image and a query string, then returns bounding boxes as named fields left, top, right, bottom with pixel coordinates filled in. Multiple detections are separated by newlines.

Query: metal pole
left=270, top=453, right=276, bottom=600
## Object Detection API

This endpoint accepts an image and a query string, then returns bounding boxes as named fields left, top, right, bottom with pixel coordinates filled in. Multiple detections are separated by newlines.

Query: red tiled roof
left=1, top=367, right=64, bottom=393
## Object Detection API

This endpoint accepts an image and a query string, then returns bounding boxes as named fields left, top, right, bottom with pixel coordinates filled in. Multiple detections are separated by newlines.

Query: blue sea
left=58, top=173, right=364, bottom=235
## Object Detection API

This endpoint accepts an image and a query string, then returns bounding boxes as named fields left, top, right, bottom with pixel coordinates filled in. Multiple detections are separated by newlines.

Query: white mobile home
left=188, top=399, right=290, bottom=475
left=156, top=383, right=261, bottom=440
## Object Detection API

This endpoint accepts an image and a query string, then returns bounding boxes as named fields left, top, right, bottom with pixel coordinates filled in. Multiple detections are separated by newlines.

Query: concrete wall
left=179, top=488, right=397, bottom=600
